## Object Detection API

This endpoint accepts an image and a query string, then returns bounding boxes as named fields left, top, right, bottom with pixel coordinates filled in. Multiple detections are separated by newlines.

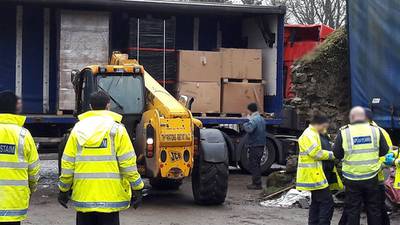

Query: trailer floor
left=26, top=160, right=400, bottom=225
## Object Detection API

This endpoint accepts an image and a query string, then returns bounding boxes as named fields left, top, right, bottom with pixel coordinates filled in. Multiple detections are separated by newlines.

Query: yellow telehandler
left=59, top=52, right=229, bottom=205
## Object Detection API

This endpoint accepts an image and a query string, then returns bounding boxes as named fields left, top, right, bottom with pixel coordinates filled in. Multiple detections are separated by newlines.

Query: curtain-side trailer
left=1, top=0, right=289, bottom=173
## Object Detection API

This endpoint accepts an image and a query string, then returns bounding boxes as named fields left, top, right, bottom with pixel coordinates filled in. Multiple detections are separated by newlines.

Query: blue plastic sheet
left=348, top=0, right=400, bottom=128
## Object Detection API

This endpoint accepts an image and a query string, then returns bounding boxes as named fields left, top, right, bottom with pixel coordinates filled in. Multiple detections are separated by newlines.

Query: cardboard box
left=220, top=48, right=262, bottom=80
left=177, top=82, right=221, bottom=113
left=178, top=50, right=221, bottom=82
left=222, top=82, right=264, bottom=113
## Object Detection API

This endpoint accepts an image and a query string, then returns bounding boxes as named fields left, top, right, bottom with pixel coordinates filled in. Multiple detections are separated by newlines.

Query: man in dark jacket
left=243, top=103, right=266, bottom=190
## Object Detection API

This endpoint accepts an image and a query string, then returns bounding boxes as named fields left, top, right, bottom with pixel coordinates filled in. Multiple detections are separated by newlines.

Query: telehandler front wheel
left=192, top=160, right=229, bottom=205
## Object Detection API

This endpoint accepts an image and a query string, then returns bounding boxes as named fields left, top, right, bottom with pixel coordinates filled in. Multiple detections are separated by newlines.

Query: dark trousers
left=249, top=146, right=264, bottom=185
left=0, top=222, right=21, bottom=225
left=76, top=212, right=120, bottom=225
left=378, top=184, right=390, bottom=225
left=343, top=177, right=382, bottom=225
left=338, top=184, right=390, bottom=225
left=308, top=188, right=334, bottom=225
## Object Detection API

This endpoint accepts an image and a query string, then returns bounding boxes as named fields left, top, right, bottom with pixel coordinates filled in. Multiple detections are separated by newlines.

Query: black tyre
left=192, top=160, right=229, bottom=205
left=58, top=133, right=69, bottom=175
left=240, top=138, right=276, bottom=174
left=149, top=178, right=183, bottom=190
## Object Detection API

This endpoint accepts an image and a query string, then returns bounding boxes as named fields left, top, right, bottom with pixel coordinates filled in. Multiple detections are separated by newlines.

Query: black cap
left=0, top=91, right=18, bottom=114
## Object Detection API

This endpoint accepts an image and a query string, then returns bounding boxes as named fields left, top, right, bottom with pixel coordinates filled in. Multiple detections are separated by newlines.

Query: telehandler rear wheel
left=149, top=178, right=183, bottom=190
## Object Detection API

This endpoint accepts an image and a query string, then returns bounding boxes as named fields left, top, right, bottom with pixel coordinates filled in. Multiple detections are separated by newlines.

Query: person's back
left=243, top=103, right=266, bottom=190
left=334, top=106, right=388, bottom=225
left=244, top=111, right=266, bottom=147
left=0, top=91, right=40, bottom=224
left=58, top=91, right=144, bottom=225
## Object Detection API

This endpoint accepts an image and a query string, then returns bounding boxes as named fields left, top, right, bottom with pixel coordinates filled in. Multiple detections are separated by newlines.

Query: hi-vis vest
left=374, top=123, right=393, bottom=182
left=394, top=159, right=400, bottom=189
left=0, top=114, right=40, bottom=222
left=296, top=125, right=343, bottom=191
left=59, top=110, right=144, bottom=213
left=341, top=123, right=381, bottom=180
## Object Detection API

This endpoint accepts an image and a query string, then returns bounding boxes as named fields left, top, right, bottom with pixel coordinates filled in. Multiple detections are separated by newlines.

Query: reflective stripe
left=74, top=173, right=121, bottom=179
left=342, top=170, right=379, bottom=180
left=109, top=123, right=118, bottom=157
left=345, top=128, right=352, bottom=150
left=58, top=180, right=72, bottom=189
left=0, top=180, right=28, bottom=186
left=120, top=165, right=138, bottom=173
left=315, top=150, right=324, bottom=159
left=61, top=168, right=74, bottom=175
left=371, top=126, right=378, bottom=148
left=76, top=155, right=116, bottom=162
left=297, top=180, right=328, bottom=188
left=328, top=151, right=334, bottom=160
left=298, top=163, right=318, bottom=168
left=130, top=178, right=143, bottom=188
left=62, top=155, right=75, bottom=163
left=0, top=161, right=28, bottom=168
left=18, top=128, right=27, bottom=161
left=343, top=158, right=379, bottom=165
left=29, top=174, right=40, bottom=181
left=72, top=200, right=129, bottom=209
left=77, top=144, right=82, bottom=154
left=347, top=148, right=378, bottom=155
left=28, top=160, right=40, bottom=170
left=117, top=151, right=136, bottom=162
left=0, top=209, right=28, bottom=216
left=305, top=143, right=318, bottom=154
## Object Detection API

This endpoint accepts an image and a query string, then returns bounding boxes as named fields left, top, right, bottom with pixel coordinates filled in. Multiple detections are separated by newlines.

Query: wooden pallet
left=192, top=112, right=244, bottom=117
left=222, top=78, right=265, bottom=84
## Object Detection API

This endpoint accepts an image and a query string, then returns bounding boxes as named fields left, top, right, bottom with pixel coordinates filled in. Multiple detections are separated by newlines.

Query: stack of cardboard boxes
left=177, top=51, right=222, bottom=113
left=177, top=48, right=264, bottom=115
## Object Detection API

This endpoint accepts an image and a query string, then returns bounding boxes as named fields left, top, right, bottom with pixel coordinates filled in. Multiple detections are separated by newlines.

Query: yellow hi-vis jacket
left=341, top=123, right=381, bottom=180
left=394, top=158, right=400, bottom=189
left=0, top=114, right=40, bottom=222
left=58, top=110, right=144, bottom=213
left=371, top=121, right=394, bottom=182
left=296, top=125, right=343, bottom=191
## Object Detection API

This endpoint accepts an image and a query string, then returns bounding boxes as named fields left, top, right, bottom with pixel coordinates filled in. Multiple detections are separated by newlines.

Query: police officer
left=58, top=91, right=144, bottom=225
left=244, top=103, right=266, bottom=190
left=296, top=113, right=342, bottom=225
left=0, top=91, right=40, bottom=225
left=333, top=106, right=389, bottom=225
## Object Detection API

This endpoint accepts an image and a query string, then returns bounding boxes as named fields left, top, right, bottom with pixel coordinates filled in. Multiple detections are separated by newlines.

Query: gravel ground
left=22, top=159, right=400, bottom=225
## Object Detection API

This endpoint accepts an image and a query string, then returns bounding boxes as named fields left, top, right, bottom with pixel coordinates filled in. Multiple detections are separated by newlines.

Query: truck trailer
left=1, top=0, right=289, bottom=174
left=347, top=0, right=400, bottom=138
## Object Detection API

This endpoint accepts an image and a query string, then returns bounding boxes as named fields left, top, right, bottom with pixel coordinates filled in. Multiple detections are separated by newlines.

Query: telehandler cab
left=59, top=52, right=229, bottom=205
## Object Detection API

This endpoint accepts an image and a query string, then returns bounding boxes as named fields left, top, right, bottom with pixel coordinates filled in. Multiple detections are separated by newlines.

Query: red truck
left=284, top=24, right=334, bottom=99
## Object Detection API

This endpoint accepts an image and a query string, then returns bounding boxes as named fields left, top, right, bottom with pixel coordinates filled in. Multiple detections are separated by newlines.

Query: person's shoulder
left=339, top=125, right=349, bottom=131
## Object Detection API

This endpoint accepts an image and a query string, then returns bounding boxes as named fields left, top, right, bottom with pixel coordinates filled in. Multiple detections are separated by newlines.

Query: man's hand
left=384, top=153, right=395, bottom=166
left=131, top=190, right=143, bottom=209
left=58, top=190, right=71, bottom=208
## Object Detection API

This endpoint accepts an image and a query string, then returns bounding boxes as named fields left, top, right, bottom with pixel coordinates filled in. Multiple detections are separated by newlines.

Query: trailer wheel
left=149, top=178, right=183, bottom=190
left=240, top=138, right=276, bottom=174
left=192, top=160, right=229, bottom=205
left=58, top=133, right=69, bottom=175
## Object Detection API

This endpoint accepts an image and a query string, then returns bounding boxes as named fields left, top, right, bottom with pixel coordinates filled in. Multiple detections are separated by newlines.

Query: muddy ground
left=23, top=159, right=400, bottom=225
